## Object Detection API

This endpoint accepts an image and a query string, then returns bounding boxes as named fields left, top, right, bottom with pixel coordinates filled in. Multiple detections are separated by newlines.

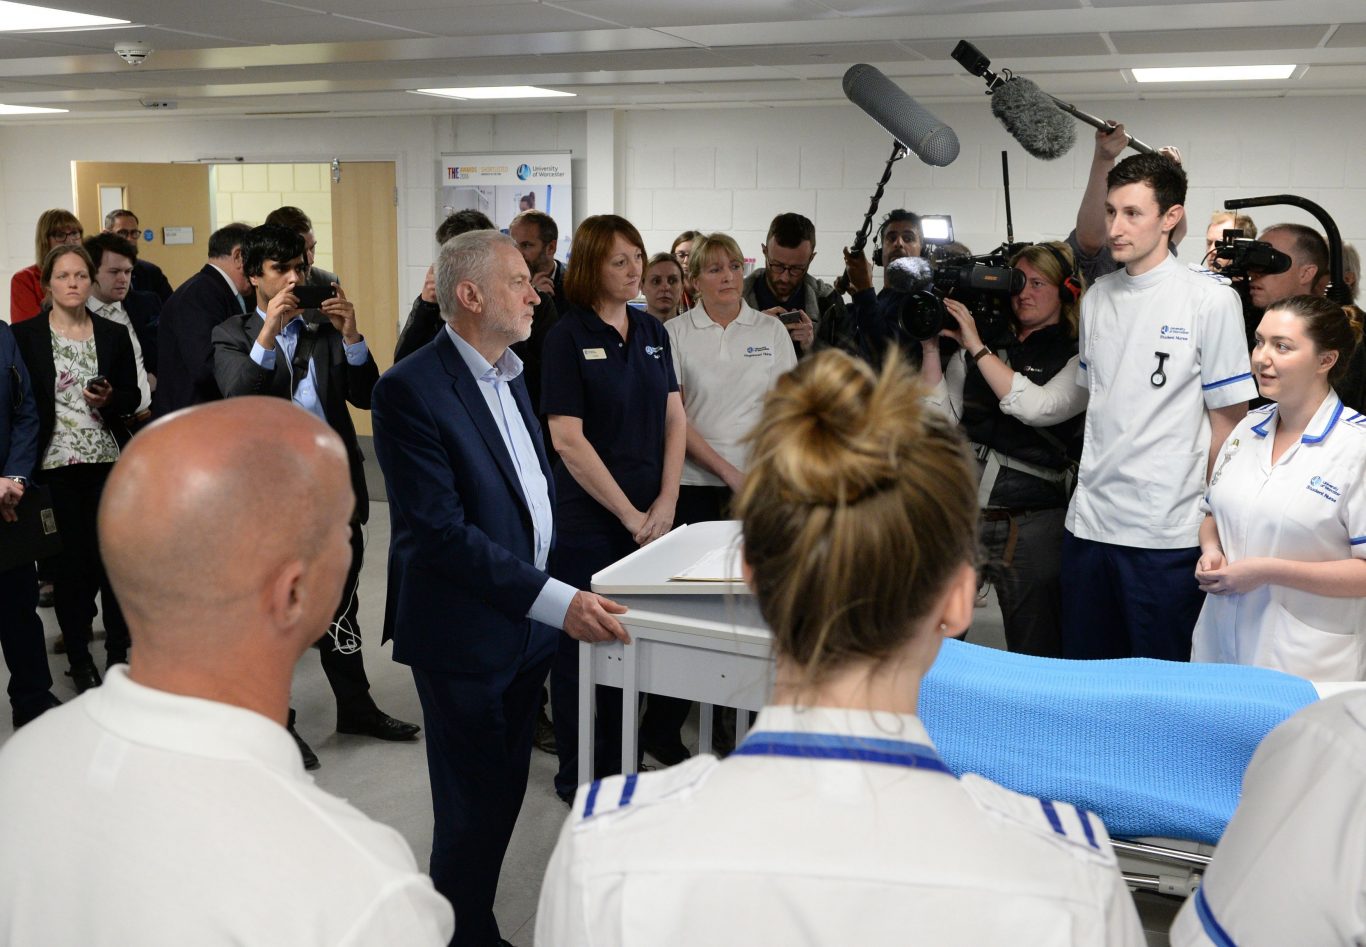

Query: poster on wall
left=438, top=152, right=573, bottom=262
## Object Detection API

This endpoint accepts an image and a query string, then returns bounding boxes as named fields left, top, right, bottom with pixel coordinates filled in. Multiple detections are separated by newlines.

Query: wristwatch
left=971, top=346, right=991, bottom=363
left=5, top=475, right=26, bottom=487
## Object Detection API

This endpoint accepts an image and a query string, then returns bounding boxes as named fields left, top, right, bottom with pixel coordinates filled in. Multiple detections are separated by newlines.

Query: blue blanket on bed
left=917, top=639, right=1319, bottom=844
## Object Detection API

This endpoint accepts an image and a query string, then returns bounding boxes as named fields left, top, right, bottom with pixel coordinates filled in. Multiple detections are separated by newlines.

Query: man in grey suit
left=212, top=224, right=418, bottom=769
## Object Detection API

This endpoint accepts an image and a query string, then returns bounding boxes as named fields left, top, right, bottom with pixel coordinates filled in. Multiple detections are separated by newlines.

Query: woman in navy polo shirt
left=540, top=214, right=686, bottom=802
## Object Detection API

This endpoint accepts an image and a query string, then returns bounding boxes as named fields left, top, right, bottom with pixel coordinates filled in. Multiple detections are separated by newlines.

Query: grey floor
left=0, top=490, right=1184, bottom=946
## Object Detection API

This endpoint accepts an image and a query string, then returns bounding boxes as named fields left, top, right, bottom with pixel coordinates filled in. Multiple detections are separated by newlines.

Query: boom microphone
left=884, top=255, right=934, bottom=293
left=842, top=64, right=960, bottom=168
left=989, top=76, right=1076, bottom=161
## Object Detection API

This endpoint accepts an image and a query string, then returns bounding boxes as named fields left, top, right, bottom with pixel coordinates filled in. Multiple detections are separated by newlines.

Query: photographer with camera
left=842, top=209, right=926, bottom=364
left=920, top=242, right=1087, bottom=658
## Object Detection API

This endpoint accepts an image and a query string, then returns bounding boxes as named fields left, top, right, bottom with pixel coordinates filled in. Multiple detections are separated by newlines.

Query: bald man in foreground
left=0, top=398, right=453, bottom=946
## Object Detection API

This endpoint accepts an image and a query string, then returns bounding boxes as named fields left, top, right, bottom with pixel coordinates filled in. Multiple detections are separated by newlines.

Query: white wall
left=621, top=95, right=1366, bottom=285
left=3, top=94, right=1364, bottom=323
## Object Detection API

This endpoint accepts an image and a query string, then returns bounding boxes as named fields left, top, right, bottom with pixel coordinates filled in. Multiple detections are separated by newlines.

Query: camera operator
left=1204, top=212, right=1257, bottom=268
left=841, top=209, right=926, bottom=365
left=920, top=242, right=1087, bottom=658
left=1247, top=224, right=1329, bottom=310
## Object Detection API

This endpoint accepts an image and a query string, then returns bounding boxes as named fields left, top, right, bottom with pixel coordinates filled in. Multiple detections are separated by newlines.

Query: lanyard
left=734, top=730, right=954, bottom=774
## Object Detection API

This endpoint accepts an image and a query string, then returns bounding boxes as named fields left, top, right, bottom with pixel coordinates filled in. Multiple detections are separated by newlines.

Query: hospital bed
left=919, top=638, right=1333, bottom=896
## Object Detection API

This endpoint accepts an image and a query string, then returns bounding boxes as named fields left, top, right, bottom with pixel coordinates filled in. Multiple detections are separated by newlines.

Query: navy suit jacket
left=0, top=322, right=39, bottom=480
left=153, top=264, right=245, bottom=418
left=122, top=289, right=161, bottom=374
left=371, top=328, right=559, bottom=675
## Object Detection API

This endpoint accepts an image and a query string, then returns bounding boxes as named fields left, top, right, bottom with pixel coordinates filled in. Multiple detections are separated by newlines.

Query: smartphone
left=292, top=284, right=337, bottom=310
left=85, top=374, right=109, bottom=390
left=777, top=310, right=803, bottom=325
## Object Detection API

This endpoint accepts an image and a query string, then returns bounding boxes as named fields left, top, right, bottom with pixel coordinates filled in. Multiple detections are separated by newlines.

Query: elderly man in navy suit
left=372, top=230, right=630, bottom=947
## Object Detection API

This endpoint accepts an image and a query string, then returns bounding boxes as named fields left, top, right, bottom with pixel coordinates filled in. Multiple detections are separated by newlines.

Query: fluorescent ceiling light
left=0, top=103, right=67, bottom=114
left=1132, top=65, right=1296, bottom=83
left=412, top=86, right=576, bottom=100
left=0, top=1, right=127, bottom=31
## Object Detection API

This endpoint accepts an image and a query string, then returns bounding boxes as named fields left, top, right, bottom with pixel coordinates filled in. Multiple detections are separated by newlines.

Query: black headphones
left=1040, top=242, right=1082, bottom=304
left=872, top=211, right=921, bottom=267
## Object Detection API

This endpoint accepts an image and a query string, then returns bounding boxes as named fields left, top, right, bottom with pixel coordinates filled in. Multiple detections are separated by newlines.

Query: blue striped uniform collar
left=1301, top=395, right=1343, bottom=444
left=1252, top=394, right=1345, bottom=444
left=733, top=730, right=953, bottom=775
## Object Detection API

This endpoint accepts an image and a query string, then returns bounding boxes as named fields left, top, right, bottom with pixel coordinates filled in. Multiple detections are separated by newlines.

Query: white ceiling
left=0, top=0, right=1363, bottom=120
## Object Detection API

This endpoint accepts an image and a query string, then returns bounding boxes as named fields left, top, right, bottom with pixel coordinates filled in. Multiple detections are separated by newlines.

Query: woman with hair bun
left=1193, top=296, right=1366, bottom=680
left=536, top=349, right=1143, bottom=946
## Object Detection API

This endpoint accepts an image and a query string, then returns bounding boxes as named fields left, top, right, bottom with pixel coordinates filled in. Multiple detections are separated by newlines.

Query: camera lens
left=895, top=292, right=947, bottom=341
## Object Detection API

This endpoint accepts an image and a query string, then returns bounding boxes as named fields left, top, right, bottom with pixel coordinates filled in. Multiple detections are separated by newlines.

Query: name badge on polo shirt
left=583, top=348, right=607, bottom=360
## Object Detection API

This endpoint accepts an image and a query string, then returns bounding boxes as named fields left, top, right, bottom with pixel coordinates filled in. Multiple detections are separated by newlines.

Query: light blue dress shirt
left=446, top=324, right=577, bottom=630
left=249, top=311, right=369, bottom=422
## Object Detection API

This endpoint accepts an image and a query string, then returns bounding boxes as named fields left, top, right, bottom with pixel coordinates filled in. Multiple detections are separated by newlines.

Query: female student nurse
left=1192, top=295, right=1366, bottom=680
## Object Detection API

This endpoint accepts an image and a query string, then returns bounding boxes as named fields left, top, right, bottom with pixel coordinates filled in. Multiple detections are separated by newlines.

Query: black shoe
left=337, top=709, right=420, bottom=742
left=37, top=582, right=53, bottom=608
left=641, top=738, right=691, bottom=767
left=534, top=707, right=557, bottom=754
left=12, top=693, right=61, bottom=729
left=287, top=709, right=320, bottom=770
left=66, top=662, right=101, bottom=694
left=52, top=633, right=66, bottom=655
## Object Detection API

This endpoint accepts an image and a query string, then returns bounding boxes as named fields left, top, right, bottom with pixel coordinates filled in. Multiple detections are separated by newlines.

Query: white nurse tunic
left=1191, top=392, right=1366, bottom=680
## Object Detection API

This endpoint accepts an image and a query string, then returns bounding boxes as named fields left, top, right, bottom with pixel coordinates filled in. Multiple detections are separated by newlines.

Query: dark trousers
left=1059, top=531, right=1204, bottom=661
left=313, top=521, right=374, bottom=718
left=550, top=525, right=636, bottom=800
left=413, top=629, right=555, bottom=947
left=41, top=463, right=129, bottom=668
left=979, top=507, right=1066, bottom=658
left=0, top=561, right=55, bottom=716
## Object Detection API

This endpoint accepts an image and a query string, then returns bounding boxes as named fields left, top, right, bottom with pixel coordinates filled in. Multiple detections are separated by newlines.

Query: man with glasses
left=103, top=209, right=173, bottom=303
left=743, top=212, right=852, bottom=357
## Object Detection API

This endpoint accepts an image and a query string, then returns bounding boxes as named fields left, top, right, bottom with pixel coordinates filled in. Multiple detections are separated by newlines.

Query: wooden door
left=72, top=162, right=210, bottom=289
left=331, top=161, right=398, bottom=437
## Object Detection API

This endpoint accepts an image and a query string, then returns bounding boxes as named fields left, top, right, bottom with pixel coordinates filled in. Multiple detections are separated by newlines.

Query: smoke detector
left=114, top=41, right=153, bottom=66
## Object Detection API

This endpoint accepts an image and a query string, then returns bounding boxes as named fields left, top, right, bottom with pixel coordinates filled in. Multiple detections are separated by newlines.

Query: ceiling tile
left=814, top=0, right=1080, bottom=12
left=1109, top=25, right=1332, bottom=54
left=546, top=0, right=832, bottom=29
left=721, top=41, right=913, bottom=67
left=1324, top=24, right=1366, bottom=48
left=365, top=5, right=617, bottom=37
left=902, top=33, right=1112, bottom=60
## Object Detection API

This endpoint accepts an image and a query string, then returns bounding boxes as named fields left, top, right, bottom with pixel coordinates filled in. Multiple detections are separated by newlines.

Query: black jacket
left=154, top=264, right=246, bottom=417
left=12, top=311, right=140, bottom=462
left=960, top=322, right=1082, bottom=510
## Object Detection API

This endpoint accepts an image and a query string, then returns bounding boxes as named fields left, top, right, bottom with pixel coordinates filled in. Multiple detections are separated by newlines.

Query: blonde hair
left=687, top=232, right=744, bottom=283
left=735, top=349, right=978, bottom=688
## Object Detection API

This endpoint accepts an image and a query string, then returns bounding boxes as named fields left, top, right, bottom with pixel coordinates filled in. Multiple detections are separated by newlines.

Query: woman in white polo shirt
left=665, top=231, right=797, bottom=524
left=1192, top=295, right=1366, bottom=680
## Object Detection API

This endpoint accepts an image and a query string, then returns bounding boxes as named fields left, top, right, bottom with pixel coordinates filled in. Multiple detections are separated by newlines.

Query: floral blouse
left=42, top=330, right=118, bottom=470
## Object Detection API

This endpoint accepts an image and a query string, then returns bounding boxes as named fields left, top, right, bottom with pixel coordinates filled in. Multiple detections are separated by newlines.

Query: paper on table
left=671, top=543, right=743, bottom=582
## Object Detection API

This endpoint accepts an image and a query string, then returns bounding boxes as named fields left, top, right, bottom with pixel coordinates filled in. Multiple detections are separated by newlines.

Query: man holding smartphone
left=212, top=224, right=419, bottom=768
